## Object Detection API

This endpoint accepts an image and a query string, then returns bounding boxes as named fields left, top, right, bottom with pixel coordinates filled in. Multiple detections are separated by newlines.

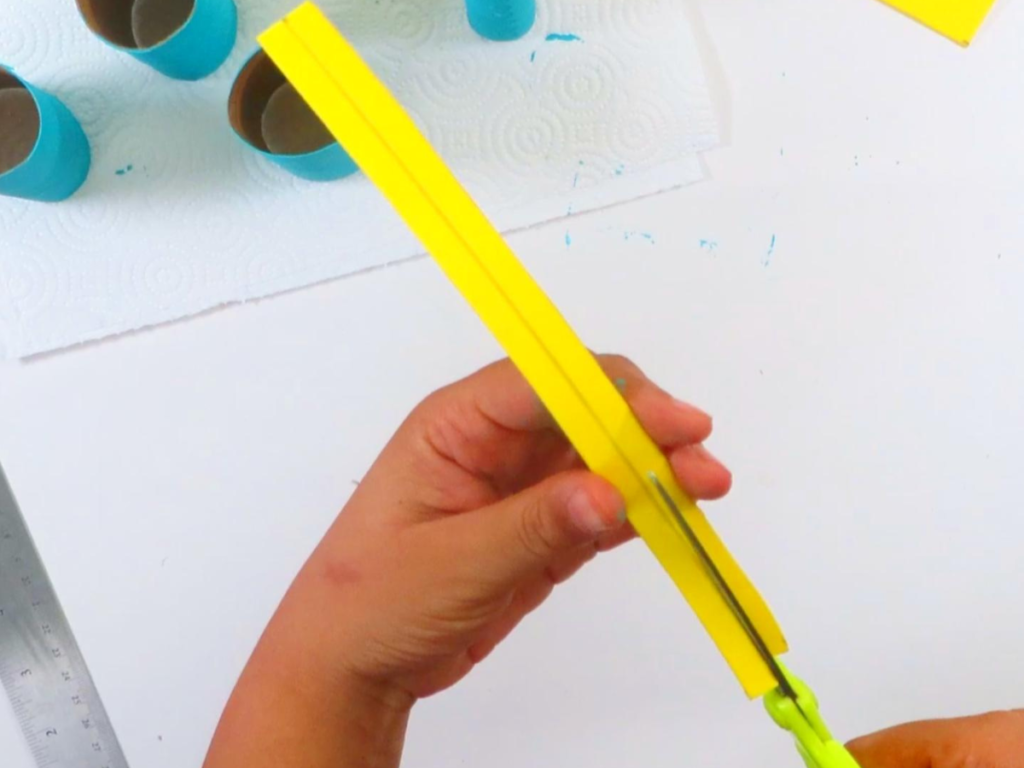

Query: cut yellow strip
left=877, top=0, right=997, bottom=45
left=259, top=2, right=788, bottom=697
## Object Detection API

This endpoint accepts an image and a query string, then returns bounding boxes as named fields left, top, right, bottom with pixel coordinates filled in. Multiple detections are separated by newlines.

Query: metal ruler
left=0, top=463, right=128, bottom=768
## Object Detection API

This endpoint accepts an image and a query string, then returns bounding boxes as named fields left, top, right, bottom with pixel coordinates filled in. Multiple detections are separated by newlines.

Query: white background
left=2, top=0, right=1024, bottom=766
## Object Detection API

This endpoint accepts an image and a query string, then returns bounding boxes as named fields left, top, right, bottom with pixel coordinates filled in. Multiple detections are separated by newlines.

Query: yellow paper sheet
left=878, top=0, right=997, bottom=45
left=259, top=3, right=788, bottom=698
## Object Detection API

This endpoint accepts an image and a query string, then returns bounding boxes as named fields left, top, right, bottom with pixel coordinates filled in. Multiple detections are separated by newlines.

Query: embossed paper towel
left=0, top=0, right=718, bottom=358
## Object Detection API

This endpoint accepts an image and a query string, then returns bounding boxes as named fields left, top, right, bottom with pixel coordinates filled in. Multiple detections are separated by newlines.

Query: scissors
left=649, top=474, right=860, bottom=768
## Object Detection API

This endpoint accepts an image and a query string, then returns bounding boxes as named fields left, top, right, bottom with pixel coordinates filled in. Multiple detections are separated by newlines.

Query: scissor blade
left=647, top=473, right=799, bottom=702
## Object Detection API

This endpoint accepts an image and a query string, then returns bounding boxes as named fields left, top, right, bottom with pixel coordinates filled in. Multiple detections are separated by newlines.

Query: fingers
left=421, top=355, right=713, bottom=446
left=847, top=711, right=1024, bottom=768
left=595, top=520, right=638, bottom=552
left=436, top=470, right=626, bottom=592
left=846, top=721, right=944, bottom=768
left=669, top=444, right=733, bottom=500
left=430, top=357, right=559, bottom=435
left=406, top=355, right=724, bottom=502
left=598, top=354, right=713, bottom=448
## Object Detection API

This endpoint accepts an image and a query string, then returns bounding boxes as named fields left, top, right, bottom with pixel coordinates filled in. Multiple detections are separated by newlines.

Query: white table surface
left=3, top=0, right=1024, bottom=766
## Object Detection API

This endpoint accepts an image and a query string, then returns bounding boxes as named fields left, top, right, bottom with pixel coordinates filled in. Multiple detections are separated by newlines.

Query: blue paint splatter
left=545, top=32, right=582, bottom=42
left=529, top=50, right=536, bottom=62
left=115, top=163, right=134, bottom=176
left=624, top=230, right=656, bottom=245
left=763, top=234, right=776, bottom=267
left=565, top=231, right=572, bottom=247
left=699, top=239, right=718, bottom=251
left=614, top=163, right=625, bottom=175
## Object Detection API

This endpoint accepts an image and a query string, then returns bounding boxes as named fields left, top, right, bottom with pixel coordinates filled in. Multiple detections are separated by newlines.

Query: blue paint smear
left=545, top=32, right=582, bottom=42
left=565, top=231, right=572, bottom=247
left=624, top=230, right=656, bottom=245
left=529, top=50, right=536, bottom=62
left=699, top=239, right=718, bottom=251
left=115, top=163, right=134, bottom=176
left=572, top=171, right=580, bottom=188
left=614, top=163, right=625, bottom=175
left=763, top=234, right=776, bottom=267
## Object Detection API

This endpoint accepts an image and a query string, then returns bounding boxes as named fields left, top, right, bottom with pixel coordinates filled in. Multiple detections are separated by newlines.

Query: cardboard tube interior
left=229, top=51, right=332, bottom=155
left=132, top=0, right=195, bottom=48
left=77, top=0, right=138, bottom=48
left=0, top=72, right=40, bottom=175
left=262, top=83, right=334, bottom=156
left=77, top=0, right=196, bottom=49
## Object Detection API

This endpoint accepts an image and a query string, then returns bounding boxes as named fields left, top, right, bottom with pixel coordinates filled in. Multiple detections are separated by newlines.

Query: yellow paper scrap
left=878, top=0, right=997, bottom=45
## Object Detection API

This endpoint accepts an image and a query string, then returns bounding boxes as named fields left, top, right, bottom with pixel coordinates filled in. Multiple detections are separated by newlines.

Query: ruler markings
left=0, top=464, right=129, bottom=768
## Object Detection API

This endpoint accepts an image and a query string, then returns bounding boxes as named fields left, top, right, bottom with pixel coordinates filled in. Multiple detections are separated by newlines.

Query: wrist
left=206, top=614, right=414, bottom=768
left=257, top=579, right=416, bottom=715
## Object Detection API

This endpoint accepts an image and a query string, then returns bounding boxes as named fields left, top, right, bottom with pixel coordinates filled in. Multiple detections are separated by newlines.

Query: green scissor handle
left=764, top=663, right=861, bottom=768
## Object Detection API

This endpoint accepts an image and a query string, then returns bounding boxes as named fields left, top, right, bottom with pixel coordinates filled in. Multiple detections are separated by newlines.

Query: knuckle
left=410, top=388, right=447, bottom=426
left=600, top=353, right=633, bottom=371
left=516, top=496, right=562, bottom=560
left=599, top=353, right=645, bottom=383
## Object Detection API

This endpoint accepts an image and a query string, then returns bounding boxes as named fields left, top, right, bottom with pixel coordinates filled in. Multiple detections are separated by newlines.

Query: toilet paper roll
left=228, top=49, right=358, bottom=182
left=466, top=0, right=536, bottom=40
left=0, top=68, right=91, bottom=202
left=76, top=0, right=237, bottom=80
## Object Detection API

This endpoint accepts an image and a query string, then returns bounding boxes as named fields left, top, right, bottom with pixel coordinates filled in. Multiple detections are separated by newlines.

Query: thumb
left=445, top=470, right=626, bottom=589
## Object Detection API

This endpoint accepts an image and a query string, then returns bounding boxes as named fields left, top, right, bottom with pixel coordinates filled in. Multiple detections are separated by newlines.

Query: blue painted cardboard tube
left=228, top=50, right=358, bottom=183
left=466, top=0, right=536, bottom=40
left=76, top=0, right=237, bottom=81
left=0, top=68, right=91, bottom=203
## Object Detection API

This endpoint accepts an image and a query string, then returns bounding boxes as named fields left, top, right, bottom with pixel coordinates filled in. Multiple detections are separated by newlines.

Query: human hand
left=848, top=711, right=1024, bottom=768
left=291, top=354, right=731, bottom=699
left=207, top=355, right=732, bottom=768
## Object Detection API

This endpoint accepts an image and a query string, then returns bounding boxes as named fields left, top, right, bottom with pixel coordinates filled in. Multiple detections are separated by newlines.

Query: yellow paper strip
left=259, top=2, right=788, bottom=697
left=878, top=0, right=997, bottom=45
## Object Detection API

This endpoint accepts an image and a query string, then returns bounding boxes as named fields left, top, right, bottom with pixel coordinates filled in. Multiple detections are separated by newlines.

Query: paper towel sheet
left=0, top=0, right=718, bottom=358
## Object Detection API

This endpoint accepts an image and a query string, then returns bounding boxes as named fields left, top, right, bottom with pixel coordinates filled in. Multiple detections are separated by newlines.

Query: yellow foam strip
left=878, top=0, right=997, bottom=46
left=259, top=3, right=788, bottom=697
